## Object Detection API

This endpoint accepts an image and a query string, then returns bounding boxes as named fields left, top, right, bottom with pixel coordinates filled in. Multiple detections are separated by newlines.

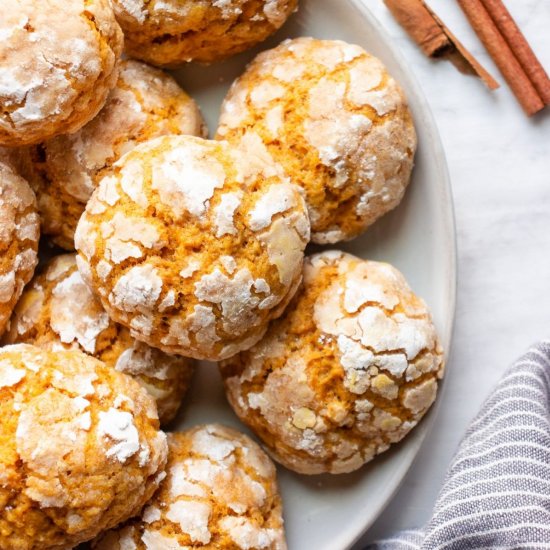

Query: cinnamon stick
left=423, top=3, right=499, bottom=89
left=383, top=0, right=452, bottom=57
left=457, top=0, right=545, bottom=116
left=384, top=0, right=499, bottom=90
left=480, top=0, right=550, bottom=104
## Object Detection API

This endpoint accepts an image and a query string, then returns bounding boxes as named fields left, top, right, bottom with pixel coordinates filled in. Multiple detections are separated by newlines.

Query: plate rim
left=169, top=2, right=458, bottom=546
left=338, top=1, right=458, bottom=548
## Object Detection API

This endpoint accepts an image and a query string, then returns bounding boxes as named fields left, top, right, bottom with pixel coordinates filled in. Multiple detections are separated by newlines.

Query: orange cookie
left=0, top=344, right=168, bottom=549
left=0, top=0, right=123, bottom=146
left=30, top=60, right=207, bottom=250
left=4, top=254, right=194, bottom=425
left=217, top=37, right=417, bottom=244
left=111, top=0, right=298, bottom=66
left=0, top=162, right=40, bottom=337
left=94, top=425, right=286, bottom=549
left=221, top=251, right=444, bottom=474
left=75, top=135, right=310, bottom=361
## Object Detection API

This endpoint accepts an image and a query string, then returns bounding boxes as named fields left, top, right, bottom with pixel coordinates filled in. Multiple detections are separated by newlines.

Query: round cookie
left=0, top=344, right=168, bottom=550
left=3, top=254, right=194, bottom=425
left=93, top=424, right=286, bottom=550
left=0, top=162, right=40, bottom=337
left=30, top=60, right=207, bottom=250
left=74, top=135, right=310, bottom=361
left=0, top=0, right=123, bottom=147
left=217, top=37, right=417, bottom=244
left=110, top=0, right=298, bottom=67
left=220, top=251, right=444, bottom=475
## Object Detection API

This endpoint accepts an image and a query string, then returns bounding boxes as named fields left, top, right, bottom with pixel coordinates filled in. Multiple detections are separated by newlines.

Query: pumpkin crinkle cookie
left=29, top=59, right=207, bottom=250
left=217, top=37, right=417, bottom=244
left=75, top=135, right=310, bottom=361
left=0, top=162, right=40, bottom=337
left=0, top=0, right=123, bottom=146
left=221, top=250, right=444, bottom=474
left=0, top=344, right=168, bottom=550
left=3, top=254, right=194, bottom=425
left=110, top=0, right=298, bottom=66
left=93, top=424, right=286, bottom=549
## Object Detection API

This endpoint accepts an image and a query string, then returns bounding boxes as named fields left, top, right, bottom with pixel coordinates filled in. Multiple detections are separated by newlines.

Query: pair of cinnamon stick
left=385, top=0, right=550, bottom=116
left=458, top=0, right=550, bottom=115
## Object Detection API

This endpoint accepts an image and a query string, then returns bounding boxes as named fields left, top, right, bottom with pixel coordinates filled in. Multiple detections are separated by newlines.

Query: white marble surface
left=355, top=0, right=550, bottom=546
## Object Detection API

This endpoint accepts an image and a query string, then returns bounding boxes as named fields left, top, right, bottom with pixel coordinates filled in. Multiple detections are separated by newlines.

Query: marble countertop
left=355, top=0, right=550, bottom=546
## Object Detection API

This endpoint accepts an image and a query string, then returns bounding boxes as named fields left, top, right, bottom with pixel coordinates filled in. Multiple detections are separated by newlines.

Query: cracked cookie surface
left=221, top=250, right=444, bottom=474
left=0, top=344, right=168, bottom=550
left=0, top=0, right=123, bottom=146
left=217, top=37, right=417, bottom=244
left=93, top=424, right=286, bottom=549
left=110, top=0, right=298, bottom=66
left=75, top=135, right=310, bottom=361
left=3, top=254, right=194, bottom=425
left=29, top=60, right=207, bottom=250
left=0, top=162, right=40, bottom=337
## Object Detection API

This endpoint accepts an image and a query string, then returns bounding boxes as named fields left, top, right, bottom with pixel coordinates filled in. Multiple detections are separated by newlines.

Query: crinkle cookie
left=0, top=162, right=40, bottom=337
left=221, top=251, right=444, bottom=475
left=0, top=0, right=123, bottom=147
left=75, top=135, right=310, bottom=361
left=111, top=0, right=298, bottom=67
left=30, top=60, right=207, bottom=250
left=217, top=37, right=417, bottom=244
left=93, top=424, right=286, bottom=550
left=0, top=344, right=168, bottom=550
left=3, top=254, right=194, bottom=425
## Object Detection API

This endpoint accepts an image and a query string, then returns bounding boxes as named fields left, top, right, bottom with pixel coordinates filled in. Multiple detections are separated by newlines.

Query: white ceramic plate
left=171, top=2, right=457, bottom=549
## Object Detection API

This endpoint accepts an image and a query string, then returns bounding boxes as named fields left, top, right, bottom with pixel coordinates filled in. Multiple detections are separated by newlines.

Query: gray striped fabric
left=367, top=341, right=550, bottom=550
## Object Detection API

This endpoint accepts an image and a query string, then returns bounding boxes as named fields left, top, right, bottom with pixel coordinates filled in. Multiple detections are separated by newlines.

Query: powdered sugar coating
left=0, top=162, right=39, bottom=336
left=30, top=60, right=206, bottom=250
left=98, top=407, right=142, bottom=462
left=75, top=135, right=310, bottom=361
left=0, top=0, right=123, bottom=146
left=110, top=0, right=298, bottom=66
left=153, top=145, right=226, bottom=219
left=0, top=344, right=168, bottom=549
left=217, top=37, right=417, bottom=244
left=93, top=425, right=286, bottom=549
left=3, top=254, right=194, bottom=425
left=0, top=362, right=26, bottom=389
left=221, top=251, right=444, bottom=474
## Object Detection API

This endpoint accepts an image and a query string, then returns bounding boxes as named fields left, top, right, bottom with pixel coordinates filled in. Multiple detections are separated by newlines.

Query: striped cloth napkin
left=367, top=340, right=550, bottom=549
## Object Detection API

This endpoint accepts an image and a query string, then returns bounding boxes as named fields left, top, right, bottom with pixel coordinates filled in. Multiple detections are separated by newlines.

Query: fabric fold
left=368, top=340, right=550, bottom=550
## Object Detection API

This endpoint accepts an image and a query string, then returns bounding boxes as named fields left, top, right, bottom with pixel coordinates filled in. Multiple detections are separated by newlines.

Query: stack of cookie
left=0, top=1, right=444, bottom=548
